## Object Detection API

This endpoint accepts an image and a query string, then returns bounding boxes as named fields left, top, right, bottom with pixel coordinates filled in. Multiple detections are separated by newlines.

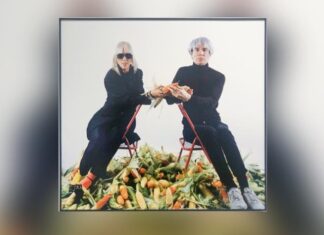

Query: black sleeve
left=188, top=74, right=225, bottom=109
left=105, top=69, right=151, bottom=107
left=165, top=68, right=183, bottom=105
left=129, top=70, right=151, bottom=105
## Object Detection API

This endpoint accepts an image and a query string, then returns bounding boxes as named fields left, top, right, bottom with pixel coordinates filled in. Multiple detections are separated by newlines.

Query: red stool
left=177, top=104, right=212, bottom=171
left=177, top=137, right=203, bottom=171
left=121, top=105, right=142, bottom=158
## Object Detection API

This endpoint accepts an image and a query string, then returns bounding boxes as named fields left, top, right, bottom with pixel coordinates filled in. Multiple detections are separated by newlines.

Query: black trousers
left=183, top=122, right=248, bottom=190
left=79, top=126, right=124, bottom=178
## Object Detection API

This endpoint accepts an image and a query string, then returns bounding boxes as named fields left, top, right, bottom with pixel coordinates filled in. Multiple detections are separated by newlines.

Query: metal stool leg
left=177, top=148, right=183, bottom=162
left=124, top=138, right=133, bottom=158
left=184, top=138, right=197, bottom=171
left=178, top=104, right=212, bottom=164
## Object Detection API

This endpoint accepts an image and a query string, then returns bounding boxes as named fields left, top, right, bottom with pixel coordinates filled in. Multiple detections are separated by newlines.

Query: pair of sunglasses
left=117, top=53, right=133, bottom=59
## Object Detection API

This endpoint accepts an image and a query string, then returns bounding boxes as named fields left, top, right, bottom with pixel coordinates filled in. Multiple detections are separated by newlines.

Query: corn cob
left=172, top=200, right=182, bottom=209
left=127, top=186, right=138, bottom=207
left=120, top=168, right=131, bottom=183
left=67, top=204, right=77, bottom=210
left=165, top=187, right=173, bottom=206
left=136, top=191, right=147, bottom=209
left=125, top=200, right=133, bottom=209
left=63, top=192, right=76, bottom=207
left=94, top=194, right=112, bottom=210
left=158, top=179, right=170, bottom=188
left=70, top=170, right=82, bottom=184
left=188, top=196, right=196, bottom=209
left=148, top=200, right=159, bottom=209
left=109, top=197, right=123, bottom=209
left=117, top=195, right=125, bottom=205
left=131, top=169, right=141, bottom=180
left=141, top=176, right=148, bottom=188
left=119, top=185, right=128, bottom=200
left=153, top=187, right=160, bottom=203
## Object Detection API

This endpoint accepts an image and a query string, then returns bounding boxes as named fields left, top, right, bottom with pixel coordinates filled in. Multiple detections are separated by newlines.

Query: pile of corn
left=61, top=144, right=265, bottom=210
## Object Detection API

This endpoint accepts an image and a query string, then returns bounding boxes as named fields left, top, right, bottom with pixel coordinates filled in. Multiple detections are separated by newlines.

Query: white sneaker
left=243, top=187, right=265, bottom=210
left=228, top=187, right=248, bottom=210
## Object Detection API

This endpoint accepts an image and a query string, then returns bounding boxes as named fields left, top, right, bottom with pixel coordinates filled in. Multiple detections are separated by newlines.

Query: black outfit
left=79, top=66, right=151, bottom=177
left=166, top=63, right=248, bottom=190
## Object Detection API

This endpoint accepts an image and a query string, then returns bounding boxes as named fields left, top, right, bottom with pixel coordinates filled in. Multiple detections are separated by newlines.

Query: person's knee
left=218, top=123, right=235, bottom=139
left=87, top=127, right=104, bottom=141
left=196, top=125, right=217, bottom=139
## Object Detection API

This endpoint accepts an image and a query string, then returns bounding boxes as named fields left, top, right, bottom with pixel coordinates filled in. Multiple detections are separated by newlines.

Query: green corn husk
left=61, top=145, right=265, bottom=210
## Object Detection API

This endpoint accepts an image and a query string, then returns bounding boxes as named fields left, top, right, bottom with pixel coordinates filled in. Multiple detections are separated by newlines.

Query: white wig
left=188, top=37, right=214, bottom=55
left=112, top=41, right=138, bottom=75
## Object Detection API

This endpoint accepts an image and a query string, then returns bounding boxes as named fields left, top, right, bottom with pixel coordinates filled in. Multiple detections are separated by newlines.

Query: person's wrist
left=144, top=91, right=154, bottom=100
left=149, top=90, right=156, bottom=98
left=183, top=93, right=192, bottom=102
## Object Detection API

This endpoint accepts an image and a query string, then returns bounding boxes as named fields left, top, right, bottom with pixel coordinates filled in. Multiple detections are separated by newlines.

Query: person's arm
left=165, top=68, right=183, bottom=104
left=129, top=70, right=152, bottom=105
left=105, top=70, right=152, bottom=107
left=188, top=74, right=225, bottom=109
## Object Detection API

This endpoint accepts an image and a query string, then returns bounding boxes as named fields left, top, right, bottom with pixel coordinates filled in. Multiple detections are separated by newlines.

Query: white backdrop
left=61, top=19, right=265, bottom=171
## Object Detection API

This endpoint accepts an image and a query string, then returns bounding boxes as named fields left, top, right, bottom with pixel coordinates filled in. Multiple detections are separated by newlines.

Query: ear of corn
left=188, top=196, right=196, bottom=209
left=158, top=179, right=170, bottom=188
left=140, top=177, right=148, bottom=188
left=62, top=192, right=76, bottom=207
left=125, top=200, right=134, bottom=209
left=108, top=183, right=119, bottom=194
left=120, top=168, right=131, bottom=182
left=131, top=169, right=141, bottom=180
left=172, top=200, right=182, bottom=209
left=148, top=200, right=159, bottom=209
left=62, top=145, right=265, bottom=210
left=94, top=194, right=112, bottom=210
left=67, top=204, right=77, bottom=210
left=117, top=195, right=125, bottom=205
left=153, top=187, right=160, bottom=203
left=135, top=191, right=147, bottom=209
left=165, top=187, right=173, bottom=206
left=147, top=179, right=157, bottom=188
left=109, top=197, right=123, bottom=209
left=119, top=185, right=128, bottom=200
left=70, top=170, right=82, bottom=184
left=127, top=186, right=138, bottom=207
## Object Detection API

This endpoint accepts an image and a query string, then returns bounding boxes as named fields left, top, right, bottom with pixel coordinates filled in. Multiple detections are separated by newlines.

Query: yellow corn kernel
left=165, top=187, right=173, bottom=206
left=158, top=179, right=170, bottom=188
left=135, top=191, right=147, bottom=209
left=153, top=187, right=160, bottom=203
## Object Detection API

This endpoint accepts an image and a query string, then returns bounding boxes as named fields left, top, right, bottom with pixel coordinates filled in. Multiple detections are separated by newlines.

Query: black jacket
left=166, top=63, right=225, bottom=130
left=86, top=66, right=151, bottom=140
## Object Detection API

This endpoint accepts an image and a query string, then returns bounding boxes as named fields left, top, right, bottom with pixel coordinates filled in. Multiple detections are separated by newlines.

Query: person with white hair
left=78, top=41, right=164, bottom=187
left=166, top=37, right=265, bottom=210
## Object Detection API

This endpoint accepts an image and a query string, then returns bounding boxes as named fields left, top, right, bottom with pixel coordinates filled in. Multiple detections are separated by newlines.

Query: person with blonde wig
left=79, top=41, right=163, bottom=186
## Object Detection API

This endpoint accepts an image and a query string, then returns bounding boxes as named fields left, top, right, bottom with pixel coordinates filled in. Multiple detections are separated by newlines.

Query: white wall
left=61, top=20, right=265, bottom=171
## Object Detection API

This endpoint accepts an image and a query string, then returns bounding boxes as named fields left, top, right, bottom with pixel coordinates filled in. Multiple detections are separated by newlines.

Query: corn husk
left=61, top=144, right=265, bottom=210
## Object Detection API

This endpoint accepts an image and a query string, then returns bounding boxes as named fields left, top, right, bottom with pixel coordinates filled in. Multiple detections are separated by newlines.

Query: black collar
left=192, top=63, right=209, bottom=69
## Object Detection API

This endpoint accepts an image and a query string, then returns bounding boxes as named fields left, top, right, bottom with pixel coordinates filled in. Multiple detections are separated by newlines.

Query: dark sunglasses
left=117, top=53, right=133, bottom=59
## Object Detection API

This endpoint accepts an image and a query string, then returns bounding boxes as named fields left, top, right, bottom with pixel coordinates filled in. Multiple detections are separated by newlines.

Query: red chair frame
left=177, top=104, right=212, bottom=170
left=120, top=105, right=142, bottom=157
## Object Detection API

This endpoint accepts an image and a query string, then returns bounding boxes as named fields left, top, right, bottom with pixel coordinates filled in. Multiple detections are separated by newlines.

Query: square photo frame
left=59, top=18, right=266, bottom=211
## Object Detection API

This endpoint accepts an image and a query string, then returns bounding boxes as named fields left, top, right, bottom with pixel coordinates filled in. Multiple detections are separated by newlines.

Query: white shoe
left=243, top=187, right=265, bottom=210
left=228, top=187, right=248, bottom=210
